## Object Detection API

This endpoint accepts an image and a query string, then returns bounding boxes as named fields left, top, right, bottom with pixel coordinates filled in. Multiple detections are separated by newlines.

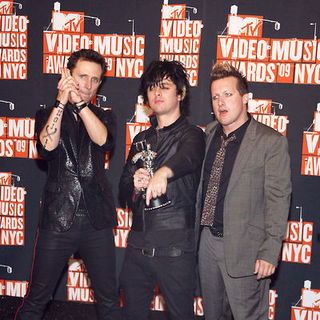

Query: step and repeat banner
left=1, top=0, right=320, bottom=319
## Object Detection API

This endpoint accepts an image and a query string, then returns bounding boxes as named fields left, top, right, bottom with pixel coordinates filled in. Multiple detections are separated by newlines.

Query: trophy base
left=144, top=194, right=171, bottom=211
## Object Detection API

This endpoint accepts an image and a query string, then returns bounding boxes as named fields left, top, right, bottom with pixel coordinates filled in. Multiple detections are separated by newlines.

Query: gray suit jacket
left=195, top=118, right=291, bottom=277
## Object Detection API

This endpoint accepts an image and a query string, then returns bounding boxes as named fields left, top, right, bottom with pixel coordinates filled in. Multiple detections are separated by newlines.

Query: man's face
left=211, top=76, right=249, bottom=135
left=71, top=59, right=102, bottom=103
left=147, top=77, right=182, bottom=118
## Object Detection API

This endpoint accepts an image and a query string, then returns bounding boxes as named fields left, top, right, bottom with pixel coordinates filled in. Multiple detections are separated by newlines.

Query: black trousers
left=15, top=215, right=121, bottom=320
left=120, top=245, right=196, bottom=320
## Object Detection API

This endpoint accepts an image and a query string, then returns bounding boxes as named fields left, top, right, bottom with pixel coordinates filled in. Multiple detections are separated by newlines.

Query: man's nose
left=217, top=96, right=224, bottom=106
left=154, top=86, right=161, bottom=96
left=85, top=79, right=92, bottom=90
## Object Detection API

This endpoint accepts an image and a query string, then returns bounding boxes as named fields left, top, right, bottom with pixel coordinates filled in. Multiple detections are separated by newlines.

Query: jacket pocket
left=248, top=223, right=265, bottom=242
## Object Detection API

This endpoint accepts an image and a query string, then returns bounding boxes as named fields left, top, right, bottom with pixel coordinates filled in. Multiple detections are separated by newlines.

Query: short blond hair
left=210, top=62, right=248, bottom=96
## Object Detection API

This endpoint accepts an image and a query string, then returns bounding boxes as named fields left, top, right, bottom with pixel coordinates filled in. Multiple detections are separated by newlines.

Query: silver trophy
left=132, top=140, right=171, bottom=211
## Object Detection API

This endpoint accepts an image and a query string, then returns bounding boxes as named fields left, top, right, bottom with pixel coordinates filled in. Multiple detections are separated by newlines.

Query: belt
left=132, top=246, right=185, bottom=258
left=207, top=226, right=223, bottom=238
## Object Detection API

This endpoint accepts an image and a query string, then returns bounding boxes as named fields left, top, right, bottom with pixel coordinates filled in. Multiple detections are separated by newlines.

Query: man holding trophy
left=119, top=60, right=205, bottom=319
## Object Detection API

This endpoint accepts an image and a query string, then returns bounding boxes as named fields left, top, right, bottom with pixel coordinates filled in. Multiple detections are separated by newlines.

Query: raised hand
left=57, top=68, right=82, bottom=105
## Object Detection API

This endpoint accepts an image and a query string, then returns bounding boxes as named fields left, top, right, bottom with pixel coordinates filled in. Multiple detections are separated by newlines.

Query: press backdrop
left=1, top=0, right=320, bottom=319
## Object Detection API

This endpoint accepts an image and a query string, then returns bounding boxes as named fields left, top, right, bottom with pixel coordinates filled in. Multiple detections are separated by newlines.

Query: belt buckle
left=142, top=248, right=155, bottom=257
left=75, top=208, right=87, bottom=216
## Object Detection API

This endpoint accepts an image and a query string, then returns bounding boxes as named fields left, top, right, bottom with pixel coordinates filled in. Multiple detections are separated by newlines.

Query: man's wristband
left=54, top=100, right=65, bottom=110
left=73, top=101, right=87, bottom=114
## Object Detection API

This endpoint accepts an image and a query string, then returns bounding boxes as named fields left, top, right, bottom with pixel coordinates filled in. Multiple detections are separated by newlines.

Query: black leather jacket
left=119, top=115, right=205, bottom=232
left=36, top=103, right=118, bottom=232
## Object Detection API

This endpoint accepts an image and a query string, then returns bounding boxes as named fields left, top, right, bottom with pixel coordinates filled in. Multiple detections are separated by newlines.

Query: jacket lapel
left=204, top=121, right=218, bottom=155
left=196, top=121, right=218, bottom=205
left=225, top=118, right=257, bottom=196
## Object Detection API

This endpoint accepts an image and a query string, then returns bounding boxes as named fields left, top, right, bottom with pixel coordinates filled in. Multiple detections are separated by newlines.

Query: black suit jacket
left=36, top=103, right=118, bottom=232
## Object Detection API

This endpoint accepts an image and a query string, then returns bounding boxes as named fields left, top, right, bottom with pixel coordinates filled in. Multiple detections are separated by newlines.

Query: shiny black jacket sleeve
left=118, top=133, right=142, bottom=209
left=163, top=126, right=205, bottom=181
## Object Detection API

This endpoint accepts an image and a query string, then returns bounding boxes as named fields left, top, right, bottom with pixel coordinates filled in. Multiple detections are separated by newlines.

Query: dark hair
left=139, top=60, right=190, bottom=115
left=67, top=49, right=107, bottom=80
left=209, top=62, right=249, bottom=96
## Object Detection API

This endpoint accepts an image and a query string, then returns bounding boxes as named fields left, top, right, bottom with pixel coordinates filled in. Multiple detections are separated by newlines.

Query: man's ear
left=242, top=93, right=249, bottom=105
left=179, top=86, right=186, bottom=101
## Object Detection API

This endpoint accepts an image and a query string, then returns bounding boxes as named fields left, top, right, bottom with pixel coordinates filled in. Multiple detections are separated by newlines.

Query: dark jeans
left=15, top=215, right=121, bottom=320
left=120, top=245, right=195, bottom=320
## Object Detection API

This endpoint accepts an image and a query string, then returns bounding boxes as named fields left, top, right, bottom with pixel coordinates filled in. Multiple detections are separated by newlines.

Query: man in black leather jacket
left=16, top=49, right=121, bottom=320
left=119, top=60, right=205, bottom=320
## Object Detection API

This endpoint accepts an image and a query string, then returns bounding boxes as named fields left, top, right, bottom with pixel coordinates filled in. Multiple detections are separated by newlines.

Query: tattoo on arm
left=42, top=108, right=64, bottom=148
left=43, top=138, right=49, bottom=148
left=43, top=125, right=57, bottom=141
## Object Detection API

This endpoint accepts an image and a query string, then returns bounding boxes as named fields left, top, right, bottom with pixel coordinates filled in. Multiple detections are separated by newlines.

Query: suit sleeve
left=257, top=134, right=292, bottom=267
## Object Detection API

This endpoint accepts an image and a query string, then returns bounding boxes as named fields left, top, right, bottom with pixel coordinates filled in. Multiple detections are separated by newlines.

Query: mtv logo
left=52, top=11, right=84, bottom=33
left=135, top=103, right=153, bottom=124
left=162, top=4, right=186, bottom=20
left=68, top=259, right=87, bottom=272
left=228, top=14, right=263, bottom=37
left=0, top=172, right=12, bottom=186
left=301, top=288, right=320, bottom=309
left=248, top=99, right=272, bottom=114
left=0, top=0, right=13, bottom=15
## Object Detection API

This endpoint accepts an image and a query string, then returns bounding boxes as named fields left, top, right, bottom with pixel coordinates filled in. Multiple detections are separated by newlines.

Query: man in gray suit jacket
left=195, top=62, right=291, bottom=319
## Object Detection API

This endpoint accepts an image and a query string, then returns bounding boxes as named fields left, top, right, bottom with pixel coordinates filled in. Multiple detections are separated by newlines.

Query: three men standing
left=196, top=62, right=291, bottom=319
left=16, top=49, right=291, bottom=320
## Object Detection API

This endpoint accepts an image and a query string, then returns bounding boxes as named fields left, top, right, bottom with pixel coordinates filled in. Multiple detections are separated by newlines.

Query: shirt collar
left=217, top=113, right=251, bottom=141
left=150, top=114, right=185, bottom=132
